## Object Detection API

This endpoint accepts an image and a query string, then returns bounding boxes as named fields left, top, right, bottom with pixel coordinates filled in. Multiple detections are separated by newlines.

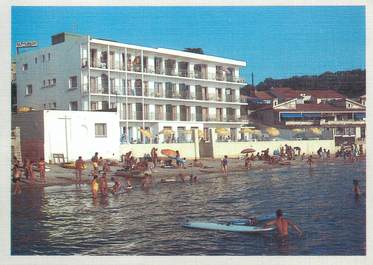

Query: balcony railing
left=320, top=119, right=365, bottom=125
left=285, top=121, right=318, bottom=126
left=88, top=62, right=245, bottom=83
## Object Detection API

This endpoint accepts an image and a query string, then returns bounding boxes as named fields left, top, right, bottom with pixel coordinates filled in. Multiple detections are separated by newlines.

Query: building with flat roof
left=16, top=32, right=248, bottom=143
left=249, top=87, right=366, bottom=144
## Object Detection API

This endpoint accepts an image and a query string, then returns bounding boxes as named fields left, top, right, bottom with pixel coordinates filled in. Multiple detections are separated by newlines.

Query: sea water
left=11, top=159, right=365, bottom=255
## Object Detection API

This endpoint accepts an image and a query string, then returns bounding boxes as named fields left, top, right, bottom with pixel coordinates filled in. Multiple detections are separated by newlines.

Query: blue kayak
left=183, top=221, right=274, bottom=233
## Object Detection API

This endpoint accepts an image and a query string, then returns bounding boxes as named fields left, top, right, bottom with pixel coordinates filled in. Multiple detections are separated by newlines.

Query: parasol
left=266, top=127, right=280, bottom=137
left=241, top=148, right=256, bottom=154
left=215, top=128, right=229, bottom=136
left=161, top=149, right=177, bottom=157
left=309, top=127, right=322, bottom=135
left=140, top=128, right=152, bottom=138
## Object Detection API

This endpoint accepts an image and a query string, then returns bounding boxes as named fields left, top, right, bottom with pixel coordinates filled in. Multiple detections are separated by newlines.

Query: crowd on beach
left=11, top=142, right=364, bottom=199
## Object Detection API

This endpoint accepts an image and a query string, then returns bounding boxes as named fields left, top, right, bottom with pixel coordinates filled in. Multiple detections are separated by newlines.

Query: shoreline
left=13, top=156, right=366, bottom=189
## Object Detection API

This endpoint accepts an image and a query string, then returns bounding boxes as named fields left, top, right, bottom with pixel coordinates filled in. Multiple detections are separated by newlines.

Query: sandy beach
left=13, top=155, right=364, bottom=188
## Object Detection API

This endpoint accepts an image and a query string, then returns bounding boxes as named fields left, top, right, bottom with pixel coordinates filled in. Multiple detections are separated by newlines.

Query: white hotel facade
left=16, top=33, right=248, bottom=143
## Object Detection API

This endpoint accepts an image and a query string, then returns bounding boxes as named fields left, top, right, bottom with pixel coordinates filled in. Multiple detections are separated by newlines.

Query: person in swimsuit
left=99, top=173, right=108, bottom=195
left=264, top=209, right=303, bottom=237
left=221, top=155, right=228, bottom=176
left=38, top=158, right=46, bottom=183
left=25, top=159, right=35, bottom=183
left=12, top=165, right=22, bottom=194
left=353, top=179, right=361, bottom=196
left=75, top=156, right=85, bottom=184
left=111, top=179, right=122, bottom=194
left=307, top=155, right=313, bottom=168
left=91, top=152, right=99, bottom=172
left=91, top=175, right=99, bottom=199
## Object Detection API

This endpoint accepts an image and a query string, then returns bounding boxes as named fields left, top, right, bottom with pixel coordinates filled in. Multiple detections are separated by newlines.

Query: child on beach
left=307, top=155, right=313, bottom=168
left=75, top=156, right=85, bottom=184
left=12, top=165, right=22, bottom=194
left=221, top=155, right=228, bottom=176
left=38, top=158, right=46, bottom=183
left=91, top=175, right=99, bottom=199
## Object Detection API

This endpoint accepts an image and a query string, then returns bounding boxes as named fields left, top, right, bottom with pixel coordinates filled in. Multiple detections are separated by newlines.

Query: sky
left=11, top=6, right=365, bottom=84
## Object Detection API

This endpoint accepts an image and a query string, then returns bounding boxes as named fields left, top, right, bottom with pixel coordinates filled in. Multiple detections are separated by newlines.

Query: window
left=69, top=76, right=78, bottom=89
left=25, top=84, right=32, bottom=96
left=43, top=80, right=46, bottom=87
left=91, top=101, right=98, bottom=110
left=69, top=101, right=78, bottom=111
left=48, top=53, right=51, bottom=61
left=34, top=57, right=38, bottom=64
left=52, top=78, right=56, bottom=86
left=95, top=123, right=107, bottom=137
left=42, top=54, right=45, bottom=62
left=22, top=64, right=28, bottom=71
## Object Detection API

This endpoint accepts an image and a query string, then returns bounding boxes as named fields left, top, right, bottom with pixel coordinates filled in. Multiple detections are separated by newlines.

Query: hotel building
left=16, top=32, right=248, bottom=143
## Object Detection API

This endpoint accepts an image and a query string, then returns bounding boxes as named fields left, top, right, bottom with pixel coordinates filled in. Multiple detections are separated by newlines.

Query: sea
left=11, top=159, right=365, bottom=255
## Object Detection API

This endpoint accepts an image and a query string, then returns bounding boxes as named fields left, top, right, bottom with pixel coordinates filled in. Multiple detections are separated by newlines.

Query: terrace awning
left=303, top=113, right=321, bottom=118
left=280, top=113, right=304, bottom=118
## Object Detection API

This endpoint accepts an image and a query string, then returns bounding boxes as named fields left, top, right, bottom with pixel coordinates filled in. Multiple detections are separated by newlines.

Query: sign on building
left=16, top=41, right=38, bottom=48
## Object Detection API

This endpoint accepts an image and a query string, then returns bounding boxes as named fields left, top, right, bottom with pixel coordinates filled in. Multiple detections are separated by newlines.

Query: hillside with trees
left=244, top=69, right=365, bottom=98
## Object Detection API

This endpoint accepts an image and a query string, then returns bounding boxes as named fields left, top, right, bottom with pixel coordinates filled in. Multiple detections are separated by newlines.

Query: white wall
left=43, top=110, right=120, bottom=162
left=213, top=140, right=337, bottom=159
left=16, top=36, right=88, bottom=111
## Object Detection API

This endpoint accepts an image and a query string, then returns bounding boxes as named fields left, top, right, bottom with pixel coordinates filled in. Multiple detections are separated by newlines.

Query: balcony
left=225, top=94, right=237, bottom=102
left=90, top=85, right=109, bottom=94
left=285, top=121, right=318, bottom=126
left=320, top=119, right=365, bottom=126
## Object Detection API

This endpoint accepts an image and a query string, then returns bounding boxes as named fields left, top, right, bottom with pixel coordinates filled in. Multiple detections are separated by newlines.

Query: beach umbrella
left=241, top=148, right=256, bottom=154
left=17, top=106, right=32, bottom=113
left=292, top=128, right=304, bottom=134
left=239, top=128, right=253, bottom=134
left=159, top=129, right=175, bottom=135
left=140, top=128, right=152, bottom=138
left=266, top=127, right=280, bottom=137
left=252, top=129, right=261, bottom=135
left=309, top=127, right=322, bottom=135
left=215, top=128, right=229, bottom=136
left=161, top=149, right=177, bottom=157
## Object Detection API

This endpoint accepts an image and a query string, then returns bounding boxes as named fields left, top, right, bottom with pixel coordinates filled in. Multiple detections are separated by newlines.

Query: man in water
left=264, top=209, right=303, bottom=237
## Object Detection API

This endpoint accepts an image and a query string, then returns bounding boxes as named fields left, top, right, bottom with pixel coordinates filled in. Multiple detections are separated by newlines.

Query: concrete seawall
left=119, top=139, right=337, bottom=159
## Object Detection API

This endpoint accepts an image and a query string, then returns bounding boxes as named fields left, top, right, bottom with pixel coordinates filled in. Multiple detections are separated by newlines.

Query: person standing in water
left=264, top=209, right=303, bottom=237
left=221, top=155, right=228, bottom=176
left=38, top=158, right=46, bottom=183
left=353, top=179, right=361, bottom=196
left=12, top=165, right=22, bottom=194
left=75, top=156, right=85, bottom=184
left=91, top=175, right=99, bottom=199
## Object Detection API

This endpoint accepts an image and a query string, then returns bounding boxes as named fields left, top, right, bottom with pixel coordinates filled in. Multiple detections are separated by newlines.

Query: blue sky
left=11, top=6, right=365, bottom=84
